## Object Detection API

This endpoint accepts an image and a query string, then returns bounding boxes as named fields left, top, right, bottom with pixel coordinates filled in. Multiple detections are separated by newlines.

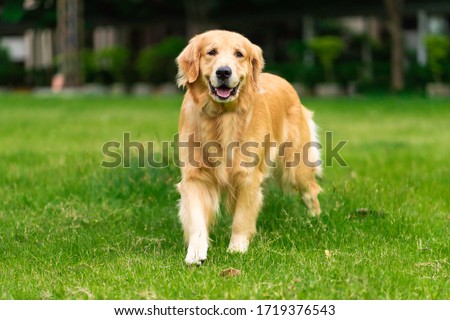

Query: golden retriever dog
left=176, top=30, right=322, bottom=265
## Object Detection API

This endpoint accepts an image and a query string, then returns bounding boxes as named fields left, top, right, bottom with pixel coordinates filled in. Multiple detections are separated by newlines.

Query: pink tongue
left=216, top=87, right=232, bottom=98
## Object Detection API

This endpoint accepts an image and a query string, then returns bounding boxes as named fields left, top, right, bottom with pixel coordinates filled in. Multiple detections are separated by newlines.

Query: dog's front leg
left=178, top=179, right=219, bottom=265
left=228, top=173, right=264, bottom=253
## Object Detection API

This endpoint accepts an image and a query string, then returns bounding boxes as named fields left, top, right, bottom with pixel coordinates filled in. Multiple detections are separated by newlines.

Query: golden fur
left=176, top=30, right=321, bottom=265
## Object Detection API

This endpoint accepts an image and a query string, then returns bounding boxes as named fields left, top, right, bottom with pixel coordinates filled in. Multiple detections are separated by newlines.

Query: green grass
left=0, top=93, right=448, bottom=300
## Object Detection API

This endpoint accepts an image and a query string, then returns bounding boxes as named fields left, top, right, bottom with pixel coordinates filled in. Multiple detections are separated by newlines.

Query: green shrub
left=285, top=40, right=307, bottom=62
left=308, top=36, right=344, bottom=82
left=93, top=46, right=130, bottom=83
left=265, top=62, right=302, bottom=83
left=0, top=46, right=25, bottom=86
left=335, top=60, right=359, bottom=85
left=136, top=37, right=185, bottom=84
left=425, top=35, right=450, bottom=82
left=0, top=47, right=13, bottom=85
left=405, top=63, right=432, bottom=90
left=442, top=61, right=450, bottom=83
left=357, top=60, right=391, bottom=93
left=265, top=62, right=325, bottom=88
left=80, top=49, right=96, bottom=83
left=26, top=68, right=55, bottom=87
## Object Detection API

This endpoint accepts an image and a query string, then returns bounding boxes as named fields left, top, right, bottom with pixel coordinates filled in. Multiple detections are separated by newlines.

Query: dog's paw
left=185, top=233, right=208, bottom=266
left=307, top=205, right=321, bottom=217
left=302, top=193, right=321, bottom=217
left=185, top=254, right=206, bottom=266
left=227, top=234, right=249, bottom=253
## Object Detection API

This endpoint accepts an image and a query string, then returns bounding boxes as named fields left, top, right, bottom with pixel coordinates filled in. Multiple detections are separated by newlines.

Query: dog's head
left=176, top=30, right=264, bottom=103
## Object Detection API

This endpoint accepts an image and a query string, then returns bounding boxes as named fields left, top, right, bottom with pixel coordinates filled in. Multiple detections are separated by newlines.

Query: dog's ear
left=176, top=35, right=201, bottom=88
left=251, top=43, right=264, bottom=87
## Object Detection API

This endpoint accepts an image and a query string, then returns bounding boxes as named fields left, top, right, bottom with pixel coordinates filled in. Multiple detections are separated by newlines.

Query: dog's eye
left=235, top=50, right=244, bottom=58
left=207, top=49, right=217, bottom=56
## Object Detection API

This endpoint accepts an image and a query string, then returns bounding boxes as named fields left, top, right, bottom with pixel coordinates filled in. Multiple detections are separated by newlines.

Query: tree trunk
left=384, top=0, right=404, bottom=91
left=57, top=0, right=84, bottom=87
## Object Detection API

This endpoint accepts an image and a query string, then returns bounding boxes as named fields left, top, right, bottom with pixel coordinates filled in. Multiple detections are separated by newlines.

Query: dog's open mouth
left=209, top=82, right=240, bottom=100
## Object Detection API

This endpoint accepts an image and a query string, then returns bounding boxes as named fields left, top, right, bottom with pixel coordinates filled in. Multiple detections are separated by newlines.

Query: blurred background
left=0, top=0, right=450, bottom=96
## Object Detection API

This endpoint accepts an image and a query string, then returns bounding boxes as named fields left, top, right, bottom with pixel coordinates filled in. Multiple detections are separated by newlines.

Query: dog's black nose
left=216, top=66, right=232, bottom=80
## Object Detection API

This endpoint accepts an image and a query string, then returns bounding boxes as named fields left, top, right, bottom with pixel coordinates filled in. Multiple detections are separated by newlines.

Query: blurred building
left=0, top=0, right=449, bottom=88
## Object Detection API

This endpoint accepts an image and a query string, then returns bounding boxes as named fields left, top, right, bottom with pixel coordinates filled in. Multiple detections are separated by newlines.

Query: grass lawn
left=0, top=93, right=448, bottom=300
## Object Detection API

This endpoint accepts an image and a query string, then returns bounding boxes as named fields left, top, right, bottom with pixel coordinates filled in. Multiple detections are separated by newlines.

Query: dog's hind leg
left=282, top=109, right=322, bottom=216
left=178, top=178, right=219, bottom=265
left=282, top=163, right=322, bottom=216
left=299, top=174, right=322, bottom=216
left=280, top=133, right=322, bottom=215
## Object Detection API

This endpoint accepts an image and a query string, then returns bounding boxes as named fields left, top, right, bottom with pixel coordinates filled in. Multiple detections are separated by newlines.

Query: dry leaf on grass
left=219, top=268, right=241, bottom=277
left=138, top=290, right=157, bottom=299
